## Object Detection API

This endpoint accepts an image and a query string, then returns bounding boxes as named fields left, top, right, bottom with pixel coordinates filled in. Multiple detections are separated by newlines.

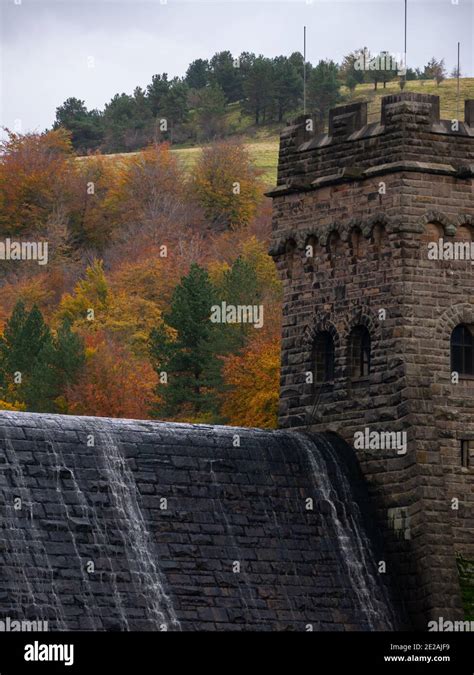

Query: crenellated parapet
left=268, top=93, right=474, bottom=196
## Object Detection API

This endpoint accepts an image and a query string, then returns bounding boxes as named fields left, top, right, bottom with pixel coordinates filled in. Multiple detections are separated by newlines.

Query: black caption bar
left=0, top=632, right=471, bottom=674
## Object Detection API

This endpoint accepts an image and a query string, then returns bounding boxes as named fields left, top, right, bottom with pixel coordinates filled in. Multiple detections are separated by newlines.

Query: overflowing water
left=0, top=412, right=399, bottom=631
left=298, top=433, right=397, bottom=630
left=0, top=414, right=179, bottom=631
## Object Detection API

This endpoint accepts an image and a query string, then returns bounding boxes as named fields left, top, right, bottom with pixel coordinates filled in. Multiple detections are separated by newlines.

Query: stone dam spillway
left=0, top=411, right=400, bottom=631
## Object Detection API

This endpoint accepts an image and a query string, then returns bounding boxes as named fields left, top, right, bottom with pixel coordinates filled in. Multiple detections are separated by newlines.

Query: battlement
left=268, top=93, right=474, bottom=195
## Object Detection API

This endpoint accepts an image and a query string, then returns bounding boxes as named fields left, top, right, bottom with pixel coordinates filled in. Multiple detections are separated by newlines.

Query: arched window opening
left=372, top=223, right=387, bottom=254
left=349, top=326, right=371, bottom=379
left=422, top=222, right=444, bottom=244
left=351, top=228, right=362, bottom=258
left=312, top=332, right=335, bottom=384
left=454, top=225, right=473, bottom=242
left=451, top=324, right=474, bottom=376
left=285, top=240, right=296, bottom=280
left=304, top=235, right=318, bottom=275
left=328, top=231, right=344, bottom=267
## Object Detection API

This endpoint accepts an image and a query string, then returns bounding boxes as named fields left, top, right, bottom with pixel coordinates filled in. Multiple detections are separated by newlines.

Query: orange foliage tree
left=0, top=128, right=73, bottom=234
left=67, top=155, right=119, bottom=252
left=109, top=143, right=189, bottom=233
left=66, top=333, right=158, bottom=419
left=0, top=274, right=56, bottom=330
left=221, top=334, right=280, bottom=428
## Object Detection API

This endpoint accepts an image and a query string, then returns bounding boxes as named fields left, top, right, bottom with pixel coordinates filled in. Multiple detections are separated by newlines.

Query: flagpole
left=456, top=41, right=461, bottom=121
left=404, top=0, right=407, bottom=87
left=303, top=26, right=307, bottom=115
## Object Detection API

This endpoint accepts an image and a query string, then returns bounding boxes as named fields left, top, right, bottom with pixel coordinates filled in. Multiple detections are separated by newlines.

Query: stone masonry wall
left=0, top=412, right=400, bottom=631
left=268, top=93, right=474, bottom=628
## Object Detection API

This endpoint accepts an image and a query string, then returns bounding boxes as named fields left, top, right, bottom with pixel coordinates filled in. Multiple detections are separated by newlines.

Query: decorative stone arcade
left=267, top=93, right=474, bottom=628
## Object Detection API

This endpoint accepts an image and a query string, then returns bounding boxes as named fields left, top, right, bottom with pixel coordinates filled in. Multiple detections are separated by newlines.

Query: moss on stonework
left=456, top=555, right=474, bottom=620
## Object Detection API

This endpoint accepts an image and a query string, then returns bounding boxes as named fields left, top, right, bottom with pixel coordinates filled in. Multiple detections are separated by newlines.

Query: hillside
left=78, top=77, right=474, bottom=185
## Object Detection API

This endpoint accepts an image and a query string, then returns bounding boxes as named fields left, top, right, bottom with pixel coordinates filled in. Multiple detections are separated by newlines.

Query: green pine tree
left=24, top=319, right=85, bottom=412
left=0, top=301, right=52, bottom=394
left=215, top=256, right=261, bottom=350
left=307, top=60, right=341, bottom=122
left=0, top=302, right=85, bottom=412
left=149, top=264, right=222, bottom=420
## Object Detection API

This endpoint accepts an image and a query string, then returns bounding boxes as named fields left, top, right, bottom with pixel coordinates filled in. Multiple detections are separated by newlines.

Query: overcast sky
left=1, top=0, right=473, bottom=135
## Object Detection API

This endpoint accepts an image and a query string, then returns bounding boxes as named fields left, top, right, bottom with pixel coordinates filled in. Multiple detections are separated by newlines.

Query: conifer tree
left=149, top=264, right=221, bottom=420
left=24, top=319, right=86, bottom=412
left=0, top=302, right=85, bottom=412
left=0, top=301, right=52, bottom=387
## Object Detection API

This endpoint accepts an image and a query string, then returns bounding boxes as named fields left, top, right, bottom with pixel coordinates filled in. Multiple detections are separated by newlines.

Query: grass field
left=78, top=77, right=474, bottom=187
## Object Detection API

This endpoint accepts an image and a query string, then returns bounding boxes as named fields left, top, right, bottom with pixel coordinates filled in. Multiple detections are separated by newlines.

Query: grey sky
left=1, top=0, right=473, bottom=135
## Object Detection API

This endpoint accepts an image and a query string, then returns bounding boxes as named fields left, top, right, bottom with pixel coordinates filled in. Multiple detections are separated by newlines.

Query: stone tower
left=268, top=93, right=474, bottom=629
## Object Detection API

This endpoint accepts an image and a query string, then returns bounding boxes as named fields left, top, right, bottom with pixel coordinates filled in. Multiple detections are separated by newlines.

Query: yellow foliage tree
left=191, top=139, right=262, bottom=230
left=240, top=236, right=282, bottom=300
left=0, top=399, right=27, bottom=412
left=55, top=259, right=169, bottom=357
left=56, top=259, right=109, bottom=327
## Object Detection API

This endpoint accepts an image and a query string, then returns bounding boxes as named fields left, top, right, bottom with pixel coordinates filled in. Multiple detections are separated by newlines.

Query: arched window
left=350, top=228, right=362, bottom=259
left=312, top=332, right=335, bottom=384
left=451, top=324, right=474, bottom=376
left=285, top=240, right=296, bottom=280
left=304, top=235, right=318, bottom=279
left=349, top=326, right=371, bottom=378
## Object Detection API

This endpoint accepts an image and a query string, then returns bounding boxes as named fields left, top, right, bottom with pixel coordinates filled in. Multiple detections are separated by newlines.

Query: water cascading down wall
left=0, top=411, right=400, bottom=631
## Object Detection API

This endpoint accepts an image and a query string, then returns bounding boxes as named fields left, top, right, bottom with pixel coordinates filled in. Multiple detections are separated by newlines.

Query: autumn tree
left=0, top=128, right=73, bottom=235
left=191, top=139, right=261, bottom=230
left=221, top=334, right=279, bottom=428
left=424, top=57, right=447, bottom=86
left=57, top=259, right=110, bottom=328
left=0, top=274, right=56, bottom=330
left=56, top=259, right=167, bottom=357
left=67, top=155, right=118, bottom=252
left=109, top=142, right=193, bottom=245
left=67, top=333, right=157, bottom=418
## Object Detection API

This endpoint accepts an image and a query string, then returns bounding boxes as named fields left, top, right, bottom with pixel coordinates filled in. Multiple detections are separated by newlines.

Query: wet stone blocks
left=0, top=412, right=400, bottom=631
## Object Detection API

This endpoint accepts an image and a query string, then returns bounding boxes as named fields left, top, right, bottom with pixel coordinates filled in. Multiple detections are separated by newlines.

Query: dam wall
left=0, top=412, right=400, bottom=631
